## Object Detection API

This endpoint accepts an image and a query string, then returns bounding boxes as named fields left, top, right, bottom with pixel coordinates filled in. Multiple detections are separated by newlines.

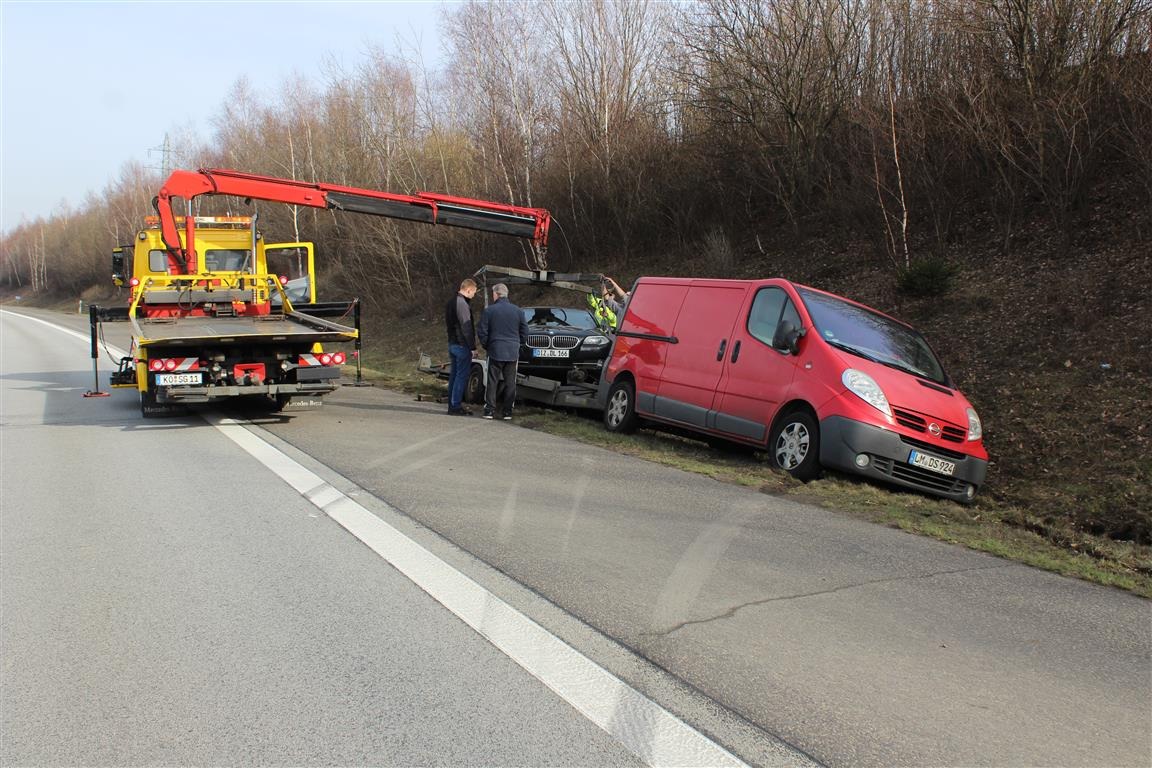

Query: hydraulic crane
left=154, top=168, right=552, bottom=273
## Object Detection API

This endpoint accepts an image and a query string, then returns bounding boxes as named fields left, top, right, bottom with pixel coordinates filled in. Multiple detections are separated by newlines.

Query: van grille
left=527, top=334, right=580, bottom=349
left=892, top=407, right=965, bottom=443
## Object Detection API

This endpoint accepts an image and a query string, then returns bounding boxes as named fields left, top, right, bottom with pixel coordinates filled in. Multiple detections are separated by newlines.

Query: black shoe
left=502, top=412, right=513, bottom=421
left=482, top=409, right=495, bottom=419
left=447, top=407, right=471, bottom=416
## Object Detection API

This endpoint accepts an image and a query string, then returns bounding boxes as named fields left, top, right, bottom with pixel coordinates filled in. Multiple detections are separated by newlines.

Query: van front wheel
left=604, top=379, right=638, bottom=434
left=769, top=410, right=821, bottom=481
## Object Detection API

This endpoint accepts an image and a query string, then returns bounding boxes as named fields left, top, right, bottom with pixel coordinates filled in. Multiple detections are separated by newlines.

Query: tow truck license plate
left=908, top=450, right=956, bottom=476
left=533, top=349, right=570, bottom=358
left=155, top=373, right=202, bottom=386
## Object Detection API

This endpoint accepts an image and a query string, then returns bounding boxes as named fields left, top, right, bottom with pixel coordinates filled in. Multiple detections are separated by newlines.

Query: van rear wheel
left=604, top=379, right=638, bottom=434
left=769, top=410, right=821, bottom=481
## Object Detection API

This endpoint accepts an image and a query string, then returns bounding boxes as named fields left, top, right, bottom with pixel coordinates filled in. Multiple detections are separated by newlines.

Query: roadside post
left=83, top=304, right=110, bottom=398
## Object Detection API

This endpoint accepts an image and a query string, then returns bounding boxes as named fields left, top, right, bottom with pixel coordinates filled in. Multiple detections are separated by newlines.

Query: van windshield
left=798, top=288, right=949, bottom=386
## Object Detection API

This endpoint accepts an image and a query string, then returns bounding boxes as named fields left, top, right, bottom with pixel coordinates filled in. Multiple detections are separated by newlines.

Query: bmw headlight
left=842, top=369, right=891, bottom=418
left=582, top=335, right=610, bottom=348
left=966, top=407, right=983, bottom=441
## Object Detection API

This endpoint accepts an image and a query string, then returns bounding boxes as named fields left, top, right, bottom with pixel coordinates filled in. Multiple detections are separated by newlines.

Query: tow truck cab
left=115, top=216, right=316, bottom=312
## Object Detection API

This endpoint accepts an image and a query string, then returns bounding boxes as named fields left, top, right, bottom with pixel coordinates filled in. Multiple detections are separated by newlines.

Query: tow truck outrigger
left=88, top=168, right=553, bottom=417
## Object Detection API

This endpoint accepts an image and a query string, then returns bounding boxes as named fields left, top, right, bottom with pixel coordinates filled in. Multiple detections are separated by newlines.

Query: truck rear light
left=295, top=352, right=344, bottom=367
left=150, top=357, right=202, bottom=373
left=129, top=277, right=140, bottom=287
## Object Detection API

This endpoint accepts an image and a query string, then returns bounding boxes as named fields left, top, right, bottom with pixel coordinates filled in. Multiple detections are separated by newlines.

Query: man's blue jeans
left=447, top=343, right=472, bottom=409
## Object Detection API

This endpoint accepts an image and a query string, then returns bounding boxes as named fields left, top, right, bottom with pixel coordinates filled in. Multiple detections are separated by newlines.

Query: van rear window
left=798, top=288, right=949, bottom=385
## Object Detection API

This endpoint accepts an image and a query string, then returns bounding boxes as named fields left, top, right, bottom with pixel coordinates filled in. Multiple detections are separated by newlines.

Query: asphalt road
left=0, top=310, right=661, bottom=767
left=4, top=307, right=1151, bottom=767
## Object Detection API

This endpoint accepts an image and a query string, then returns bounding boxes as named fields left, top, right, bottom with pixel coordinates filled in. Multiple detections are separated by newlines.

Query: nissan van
left=601, top=277, right=988, bottom=502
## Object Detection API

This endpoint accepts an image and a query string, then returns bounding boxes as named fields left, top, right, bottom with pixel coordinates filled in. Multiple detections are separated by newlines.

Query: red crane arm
left=155, top=168, right=551, bottom=272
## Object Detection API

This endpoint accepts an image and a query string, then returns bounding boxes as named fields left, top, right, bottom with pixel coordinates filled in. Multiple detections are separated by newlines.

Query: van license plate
left=908, top=450, right=956, bottom=476
left=533, top=349, right=570, bottom=358
left=156, top=373, right=202, bottom=386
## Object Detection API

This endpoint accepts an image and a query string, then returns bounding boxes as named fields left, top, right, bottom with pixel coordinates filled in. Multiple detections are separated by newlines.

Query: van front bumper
left=819, top=415, right=988, bottom=503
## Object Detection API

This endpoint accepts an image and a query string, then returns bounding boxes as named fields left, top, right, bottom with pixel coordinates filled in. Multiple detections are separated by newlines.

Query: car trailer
left=419, top=264, right=614, bottom=412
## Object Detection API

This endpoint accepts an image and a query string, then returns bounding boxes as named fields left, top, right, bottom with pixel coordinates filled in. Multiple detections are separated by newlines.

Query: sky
left=0, top=0, right=451, bottom=233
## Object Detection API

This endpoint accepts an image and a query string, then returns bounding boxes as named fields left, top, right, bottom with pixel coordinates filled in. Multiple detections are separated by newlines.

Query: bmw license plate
left=532, top=349, right=570, bottom=358
left=908, top=449, right=956, bottom=476
left=155, top=372, right=202, bottom=386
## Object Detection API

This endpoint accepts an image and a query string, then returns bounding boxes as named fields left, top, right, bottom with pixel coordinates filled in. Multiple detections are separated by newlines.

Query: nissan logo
left=928, top=422, right=942, bottom=436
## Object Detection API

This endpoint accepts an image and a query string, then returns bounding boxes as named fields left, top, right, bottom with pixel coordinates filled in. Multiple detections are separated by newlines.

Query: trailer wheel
left=768, top=409, right=821, bottom=481
left=604, top=379, right=638, bottom=434
left=464, top=364, right=486, bottom=404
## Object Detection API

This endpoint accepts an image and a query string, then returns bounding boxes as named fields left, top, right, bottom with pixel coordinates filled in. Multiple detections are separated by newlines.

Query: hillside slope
left=371, top=191, right=1151, bottom=551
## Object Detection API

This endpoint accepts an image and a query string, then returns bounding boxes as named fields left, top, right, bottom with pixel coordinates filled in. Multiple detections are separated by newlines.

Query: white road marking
left=8, top=310, right=760, bottom=767
left=209, top=414, right=748, bottom=768
left=2, top=310, right=96, bottom=345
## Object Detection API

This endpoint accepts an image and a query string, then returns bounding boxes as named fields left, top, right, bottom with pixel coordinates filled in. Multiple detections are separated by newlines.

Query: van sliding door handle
left=716, top=339, right=727, bottom=361
left=730, top=340, right=742, bottom=363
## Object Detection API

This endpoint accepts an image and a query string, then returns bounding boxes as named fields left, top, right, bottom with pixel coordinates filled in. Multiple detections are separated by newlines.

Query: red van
left=602, top=277, right=988, bottom=502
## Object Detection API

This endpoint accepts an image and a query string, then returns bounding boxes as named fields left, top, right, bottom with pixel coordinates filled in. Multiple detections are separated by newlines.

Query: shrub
left=897, top=257, right=957, bottom=297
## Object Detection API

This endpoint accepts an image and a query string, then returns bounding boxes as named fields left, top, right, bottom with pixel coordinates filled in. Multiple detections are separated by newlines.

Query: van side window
left=748, top=287, right=793, bottom=344
left=748, top=288, right=785, bottom=343
left=781, top=299, right=801, bottom=332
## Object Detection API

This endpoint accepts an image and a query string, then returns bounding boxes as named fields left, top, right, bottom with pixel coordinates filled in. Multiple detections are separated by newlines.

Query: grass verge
left=374, top=358, right=1152, bottom=599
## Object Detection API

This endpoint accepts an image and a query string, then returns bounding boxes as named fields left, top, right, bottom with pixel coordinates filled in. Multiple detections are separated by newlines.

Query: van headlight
left=966, top=407, right=983, bottom=441
left=843, top=369, right=891, bottom=418
left=581, top=335, right=610, bottom=348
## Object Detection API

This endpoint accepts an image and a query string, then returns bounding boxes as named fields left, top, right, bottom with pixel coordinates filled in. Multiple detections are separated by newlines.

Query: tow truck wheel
left=465, top=364, right=486, bottom=405
left=604, top=379, right=638, bottom=434
left=769, top=409, right=822, bottom=481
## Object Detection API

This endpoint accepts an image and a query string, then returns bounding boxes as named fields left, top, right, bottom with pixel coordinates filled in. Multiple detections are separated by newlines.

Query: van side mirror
left=772, top=321, right=803, bottom=355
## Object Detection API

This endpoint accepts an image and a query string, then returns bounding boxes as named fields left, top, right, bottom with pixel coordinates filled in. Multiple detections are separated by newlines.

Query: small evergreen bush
left=897, top=257, right=957, bottom=297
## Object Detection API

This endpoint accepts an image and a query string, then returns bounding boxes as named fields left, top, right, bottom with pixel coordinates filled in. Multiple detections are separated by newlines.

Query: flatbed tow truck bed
left=132, top=311, right=357, bottom=347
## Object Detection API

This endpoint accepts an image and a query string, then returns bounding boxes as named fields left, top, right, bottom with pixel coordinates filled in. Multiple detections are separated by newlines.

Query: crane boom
left=154, top=168, right=551, bottom=273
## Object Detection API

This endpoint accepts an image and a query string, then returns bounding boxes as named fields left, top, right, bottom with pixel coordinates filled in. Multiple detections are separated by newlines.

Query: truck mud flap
left=141, top=390, right=187, bottom=419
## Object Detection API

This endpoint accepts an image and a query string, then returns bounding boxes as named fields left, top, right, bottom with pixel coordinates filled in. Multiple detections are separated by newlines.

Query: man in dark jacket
left=477, top=282, right=528, bottom=420
left=444, top=278, right=478, bottom=415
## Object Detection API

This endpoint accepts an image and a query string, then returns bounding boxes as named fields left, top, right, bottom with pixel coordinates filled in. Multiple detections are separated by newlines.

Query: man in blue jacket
left=477, top=282, right=529, bottom=420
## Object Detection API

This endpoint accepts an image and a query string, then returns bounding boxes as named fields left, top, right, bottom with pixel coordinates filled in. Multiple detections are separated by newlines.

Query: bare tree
left=444, top=1, right=552, bottom=267
left=677, top=0, right=867, bottom=227
left=540, top=0, right=675, bottom=260
left=943, top=0, right=1145, bottom=240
